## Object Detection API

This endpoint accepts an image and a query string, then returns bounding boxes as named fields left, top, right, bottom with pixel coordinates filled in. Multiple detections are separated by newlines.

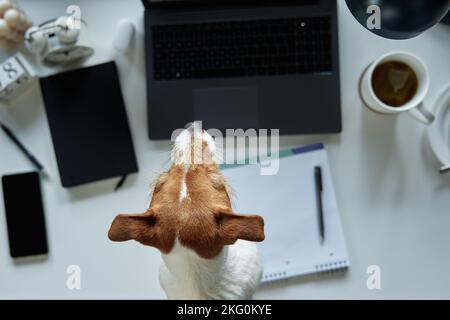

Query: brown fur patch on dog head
left=108, top=130, right=265, bottom=259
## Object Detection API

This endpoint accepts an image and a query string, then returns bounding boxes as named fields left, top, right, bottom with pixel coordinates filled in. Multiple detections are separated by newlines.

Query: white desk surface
left=0, top=0, right=449, bottom=299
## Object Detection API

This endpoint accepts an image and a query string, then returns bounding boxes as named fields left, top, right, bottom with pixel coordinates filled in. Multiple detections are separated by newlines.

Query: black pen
left=115, top=174, right=127, bottom=191
left=314, top=166, right=325, bottom=244
left=1, top=122, right=44, bottom=172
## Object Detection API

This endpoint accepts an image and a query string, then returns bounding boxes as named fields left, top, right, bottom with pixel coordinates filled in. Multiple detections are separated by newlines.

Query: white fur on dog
left=160, top=240, right=262, bottom=299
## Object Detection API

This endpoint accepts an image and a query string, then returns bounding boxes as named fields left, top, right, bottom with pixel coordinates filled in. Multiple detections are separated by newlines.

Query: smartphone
left=2, top=172, right=48, bottom=258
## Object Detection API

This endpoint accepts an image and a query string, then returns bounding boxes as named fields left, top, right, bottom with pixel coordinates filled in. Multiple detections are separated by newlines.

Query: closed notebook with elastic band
left=40, top=62, right=138, bottom=187
left=222, top=143, right=350, bottom=282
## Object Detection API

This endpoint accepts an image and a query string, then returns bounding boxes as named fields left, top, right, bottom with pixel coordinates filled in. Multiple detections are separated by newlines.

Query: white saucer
left=427, top=83, right=450, bottom=173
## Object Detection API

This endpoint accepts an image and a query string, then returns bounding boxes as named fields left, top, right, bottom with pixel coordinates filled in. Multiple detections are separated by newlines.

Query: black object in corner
left=40, top=62, right=138, bottom=188
left=2, top=172, right=48, bottom=258
left=345, top=0, right=450, bottom=39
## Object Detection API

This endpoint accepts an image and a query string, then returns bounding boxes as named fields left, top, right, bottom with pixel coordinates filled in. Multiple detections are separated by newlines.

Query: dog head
left=108, top=125, right=265, bottom=259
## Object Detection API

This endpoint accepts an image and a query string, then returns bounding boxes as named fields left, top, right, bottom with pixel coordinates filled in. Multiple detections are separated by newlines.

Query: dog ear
left=215, top=207, right=265, bottom=244
left=108, top=209, right=173, bottom=252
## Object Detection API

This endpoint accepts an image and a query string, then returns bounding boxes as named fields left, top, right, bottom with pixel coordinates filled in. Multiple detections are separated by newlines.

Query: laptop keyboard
left=152, top=16, right=332, bottom=80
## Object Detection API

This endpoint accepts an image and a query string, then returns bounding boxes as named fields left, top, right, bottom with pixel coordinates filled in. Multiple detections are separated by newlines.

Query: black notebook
left=40, top=62, right=138, bottom=187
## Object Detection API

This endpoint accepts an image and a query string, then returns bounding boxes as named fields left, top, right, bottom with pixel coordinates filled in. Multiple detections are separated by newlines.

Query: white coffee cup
left=360, top=51, right=435, bottom=124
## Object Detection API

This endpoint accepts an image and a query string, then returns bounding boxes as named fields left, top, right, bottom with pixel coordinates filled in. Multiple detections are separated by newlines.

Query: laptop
left=143, top=0, right=341, bottom=139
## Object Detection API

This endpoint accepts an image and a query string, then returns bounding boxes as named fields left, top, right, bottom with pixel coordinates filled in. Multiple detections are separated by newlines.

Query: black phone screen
left=2, top=172, right=48, bottom=258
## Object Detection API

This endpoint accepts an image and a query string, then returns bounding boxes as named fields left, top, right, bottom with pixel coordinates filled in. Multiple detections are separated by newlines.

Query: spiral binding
left=262, top=271, right=288, bottom=282
left=315, top=259, right=349, bottom=275
left=262, top=260, right=349, bottom=281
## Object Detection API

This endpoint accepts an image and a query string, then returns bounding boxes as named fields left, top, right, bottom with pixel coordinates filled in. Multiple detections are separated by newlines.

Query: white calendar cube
left=0, top=54, right=34, bottom=102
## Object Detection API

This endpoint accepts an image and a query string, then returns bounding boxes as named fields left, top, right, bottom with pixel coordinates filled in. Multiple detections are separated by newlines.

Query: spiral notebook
left=222, top=144, right=350, bottom=282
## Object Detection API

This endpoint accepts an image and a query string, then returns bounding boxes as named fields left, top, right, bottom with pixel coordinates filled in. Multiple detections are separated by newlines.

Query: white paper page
left=223, top=148, right=349, bottom=282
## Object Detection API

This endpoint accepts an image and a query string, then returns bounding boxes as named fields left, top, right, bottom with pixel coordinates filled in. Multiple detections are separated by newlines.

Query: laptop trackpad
left=193, top=86, right=258, bottom=129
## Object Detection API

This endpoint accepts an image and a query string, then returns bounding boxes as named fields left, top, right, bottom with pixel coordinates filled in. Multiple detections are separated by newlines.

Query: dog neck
left=161, top=240, right=230, bottom=299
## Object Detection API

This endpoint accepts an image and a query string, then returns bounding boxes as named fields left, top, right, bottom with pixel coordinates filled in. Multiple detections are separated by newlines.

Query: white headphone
left=23, top=14, right=93, bottom=65
left=24, top=15, right=80, bottom=54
